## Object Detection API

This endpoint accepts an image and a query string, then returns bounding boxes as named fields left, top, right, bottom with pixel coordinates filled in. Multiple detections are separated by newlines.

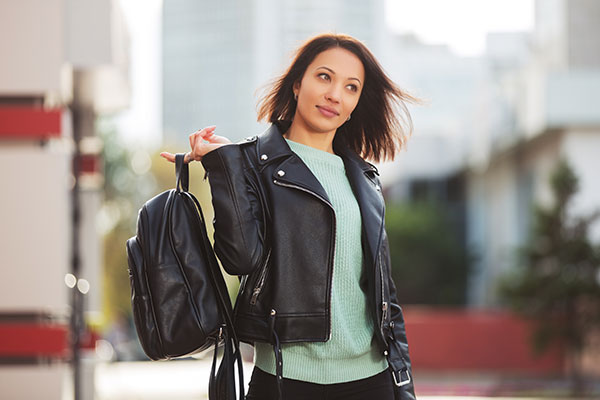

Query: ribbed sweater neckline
left=284, top=137, right=344, bottom=169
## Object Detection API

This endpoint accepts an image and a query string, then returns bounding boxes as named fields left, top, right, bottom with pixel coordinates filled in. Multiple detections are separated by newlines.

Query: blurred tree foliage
left=497, top=158, right=600, bottom=395
left=385, top=201, right=472, bottom=305
left=99, top=119, right=155, bottom=327
left=98, top=118, right=238, bottom=330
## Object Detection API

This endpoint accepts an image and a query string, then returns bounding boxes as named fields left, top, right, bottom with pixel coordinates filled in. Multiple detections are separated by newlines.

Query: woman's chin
left=307, top=119, right=342, bottom=134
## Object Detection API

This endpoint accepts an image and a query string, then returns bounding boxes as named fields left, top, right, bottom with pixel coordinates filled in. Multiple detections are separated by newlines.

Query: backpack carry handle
left=175, top=153, right=190, bottom=192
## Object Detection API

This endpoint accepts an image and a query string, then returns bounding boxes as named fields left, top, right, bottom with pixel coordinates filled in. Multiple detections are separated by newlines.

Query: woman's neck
left=282, top=120, right=336, bottom=154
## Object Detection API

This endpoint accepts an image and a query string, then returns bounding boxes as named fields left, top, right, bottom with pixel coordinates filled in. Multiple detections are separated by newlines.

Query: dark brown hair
left=256, top=32, right=422, bottom=163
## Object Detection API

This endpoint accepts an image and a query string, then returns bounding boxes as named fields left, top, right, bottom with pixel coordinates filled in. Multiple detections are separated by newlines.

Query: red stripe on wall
left=77, top=154, right=102, bottom=174
left=403, top=307, right=565, bottom=373
left=0, top=106, right=62, bottom=139
left=0, top=323, right=69, bottom=358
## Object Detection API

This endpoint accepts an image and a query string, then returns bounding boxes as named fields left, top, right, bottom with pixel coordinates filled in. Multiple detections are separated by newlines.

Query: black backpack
left=126, top=153, right=244, bottom=400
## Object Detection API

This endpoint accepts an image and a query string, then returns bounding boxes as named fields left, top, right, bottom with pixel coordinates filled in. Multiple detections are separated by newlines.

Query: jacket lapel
left=255, top=121, right=385, bottom=265
left=256, top=121, right=331, bottom=205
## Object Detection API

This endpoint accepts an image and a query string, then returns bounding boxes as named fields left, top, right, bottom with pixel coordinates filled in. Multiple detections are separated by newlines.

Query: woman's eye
left=317, top=73, right=358, bottom=92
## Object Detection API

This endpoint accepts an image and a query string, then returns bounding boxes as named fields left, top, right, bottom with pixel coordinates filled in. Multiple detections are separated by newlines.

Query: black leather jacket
left=201, top=120, right=416, bottom=399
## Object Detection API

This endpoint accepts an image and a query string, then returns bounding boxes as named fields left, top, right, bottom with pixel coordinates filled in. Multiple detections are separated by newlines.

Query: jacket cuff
left=200, top=144, right=240, bottom=177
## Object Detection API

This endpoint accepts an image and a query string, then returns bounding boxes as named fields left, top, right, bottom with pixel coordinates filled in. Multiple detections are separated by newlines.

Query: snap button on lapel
left=375, top=185, right=381, bottom=192
left=261, top=154, right=268, bottom=161
left=277, top=170, right=285, bottom=177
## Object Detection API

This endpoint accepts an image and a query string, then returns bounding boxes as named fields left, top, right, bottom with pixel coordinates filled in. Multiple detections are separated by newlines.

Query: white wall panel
left=0, top=0, right=64, bottom=94
left=0, top=364, right=69, bottom=400
left=0, top=146, right=70, bottom=311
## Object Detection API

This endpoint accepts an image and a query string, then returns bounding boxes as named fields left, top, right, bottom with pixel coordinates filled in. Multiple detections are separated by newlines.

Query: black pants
left=245, top=366, right=395, bottom=400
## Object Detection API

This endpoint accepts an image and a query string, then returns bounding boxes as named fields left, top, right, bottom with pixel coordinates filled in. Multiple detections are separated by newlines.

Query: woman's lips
left=317, top=106, right=338, bottom=118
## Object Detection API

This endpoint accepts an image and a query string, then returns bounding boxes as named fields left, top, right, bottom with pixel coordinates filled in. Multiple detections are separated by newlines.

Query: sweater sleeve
left=200, top=143, right=268, bottom=276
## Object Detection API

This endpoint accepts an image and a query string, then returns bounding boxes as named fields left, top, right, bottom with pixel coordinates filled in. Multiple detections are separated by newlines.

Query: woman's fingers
left=160, top=152, right=176, bottom=163
left=160, top=151, right=194, bottom=164
left=195, top=126, right=216, bottom=141
left=201, top=129, right=232, bottom=145
left=199, top=126, right=216, bottom=138
left=162, top=125, right=226, bottom=165
left=189, top=132, right=195, bottom=151
left=211, top=134, right=231, bottom=144
left=189, top=126, right=217, bottom=150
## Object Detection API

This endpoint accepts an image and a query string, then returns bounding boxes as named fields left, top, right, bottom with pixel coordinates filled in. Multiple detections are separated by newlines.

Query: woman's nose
left=325, top=85, right=342, bottom=103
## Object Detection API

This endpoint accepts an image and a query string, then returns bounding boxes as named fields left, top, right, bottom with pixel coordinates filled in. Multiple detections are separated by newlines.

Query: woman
left=161, top=33, right=419, bottom=400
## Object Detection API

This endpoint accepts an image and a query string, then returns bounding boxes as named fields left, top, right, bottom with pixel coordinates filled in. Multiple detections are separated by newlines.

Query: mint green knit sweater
left=253, top=138, right=389, bottom=384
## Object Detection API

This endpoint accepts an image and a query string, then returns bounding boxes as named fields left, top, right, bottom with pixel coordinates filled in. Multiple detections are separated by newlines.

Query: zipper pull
left=382, top=301, right=388, bottom=321
left=250, top=287, right=261, bottom=305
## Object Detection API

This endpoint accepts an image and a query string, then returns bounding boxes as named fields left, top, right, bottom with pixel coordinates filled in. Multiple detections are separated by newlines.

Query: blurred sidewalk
left=94, top=359, right=600, bottom=399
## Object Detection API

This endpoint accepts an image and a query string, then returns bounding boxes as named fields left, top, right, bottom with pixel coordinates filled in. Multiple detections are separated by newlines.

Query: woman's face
left=293, top=47, right=365, bottom=136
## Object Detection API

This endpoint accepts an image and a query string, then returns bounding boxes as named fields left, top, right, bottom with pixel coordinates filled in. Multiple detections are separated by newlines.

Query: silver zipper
left=379, top=251, right=387, bottom=333
left=250, top=247, right=272, bottom=305
left=381, top=301, right=388, bottom=332
left=273, top=178, right=336, bottom=341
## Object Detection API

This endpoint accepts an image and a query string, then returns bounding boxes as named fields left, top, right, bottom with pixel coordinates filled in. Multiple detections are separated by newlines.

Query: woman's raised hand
left=160, top=125, right=232, bottom=164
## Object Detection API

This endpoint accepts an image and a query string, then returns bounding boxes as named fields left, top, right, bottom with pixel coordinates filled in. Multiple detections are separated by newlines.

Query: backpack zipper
left=272, top=178, right=337, bottom=341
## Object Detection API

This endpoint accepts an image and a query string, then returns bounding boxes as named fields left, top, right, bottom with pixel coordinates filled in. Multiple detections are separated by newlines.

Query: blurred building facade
left=465, top=0, right=600, bottom=307
left=372, top=0, right=600, bottom=312
left=0, top=0, right=130, bottom=399
left=162, top=0, right=385, bottom=146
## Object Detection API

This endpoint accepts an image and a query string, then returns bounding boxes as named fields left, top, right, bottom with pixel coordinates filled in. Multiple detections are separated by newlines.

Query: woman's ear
left=293, top=80, right=300, bottom=95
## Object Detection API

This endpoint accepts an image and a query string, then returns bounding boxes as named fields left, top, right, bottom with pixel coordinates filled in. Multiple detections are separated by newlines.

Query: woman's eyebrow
left=316, top=66, right=362, bottom=84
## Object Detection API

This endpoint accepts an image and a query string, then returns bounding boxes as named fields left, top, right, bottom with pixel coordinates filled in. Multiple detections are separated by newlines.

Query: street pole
left=69, top=70, right=84, bottom=400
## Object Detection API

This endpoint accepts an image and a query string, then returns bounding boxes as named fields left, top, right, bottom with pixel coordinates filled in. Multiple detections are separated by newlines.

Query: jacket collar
left=256, top=120, right=379, bottom=176
left=255, top=121, right=385, bottom=267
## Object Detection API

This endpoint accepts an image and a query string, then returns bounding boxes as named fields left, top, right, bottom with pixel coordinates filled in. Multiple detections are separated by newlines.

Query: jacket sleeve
left=383, top=230, right=417, bottom=400
left=200, top=143, right=268, bottom=276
